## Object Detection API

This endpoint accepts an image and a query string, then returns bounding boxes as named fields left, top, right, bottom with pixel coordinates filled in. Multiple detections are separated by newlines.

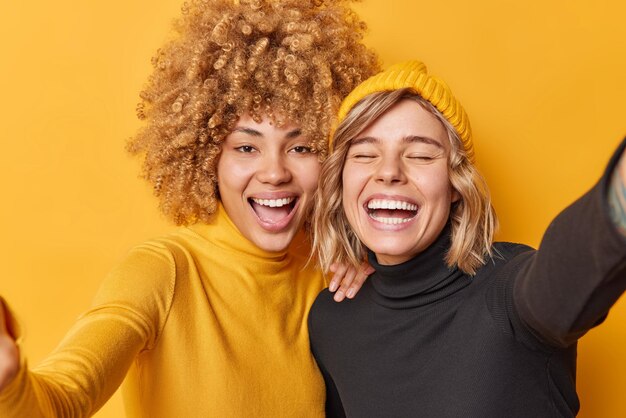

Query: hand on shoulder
left=328, top=261, right=375, bottom=302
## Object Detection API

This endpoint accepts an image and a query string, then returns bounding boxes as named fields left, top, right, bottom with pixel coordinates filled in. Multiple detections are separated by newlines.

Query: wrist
left=608, top=151, right=626, bottom=236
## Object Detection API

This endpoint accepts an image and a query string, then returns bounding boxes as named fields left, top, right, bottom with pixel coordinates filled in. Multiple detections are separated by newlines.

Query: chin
left=365, top=236, right=422, bottom=265
left=251, top=229, right=299, bottom=253
left=371, top=250, right=414, bottom=265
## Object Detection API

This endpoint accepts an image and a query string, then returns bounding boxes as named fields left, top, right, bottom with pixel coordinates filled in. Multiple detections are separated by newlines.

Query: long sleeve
left=513, top=139, right=626, bottom=348
left=0, top=242, right=176, bottom=418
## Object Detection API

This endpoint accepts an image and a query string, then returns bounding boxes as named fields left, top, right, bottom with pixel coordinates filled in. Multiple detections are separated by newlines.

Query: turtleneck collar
left=186, top=202, right=310, bottom=264
left=367, top=224, right=470, bottom=309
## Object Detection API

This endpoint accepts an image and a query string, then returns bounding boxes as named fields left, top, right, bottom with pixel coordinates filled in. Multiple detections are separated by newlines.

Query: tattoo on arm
left=608, top=153, right=626, bottom=237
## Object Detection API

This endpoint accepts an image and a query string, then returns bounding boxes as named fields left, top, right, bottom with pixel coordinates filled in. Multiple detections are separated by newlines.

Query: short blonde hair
left=313, top=89, right=497, bottom=275
left=127, top=0, right=379, bottom=225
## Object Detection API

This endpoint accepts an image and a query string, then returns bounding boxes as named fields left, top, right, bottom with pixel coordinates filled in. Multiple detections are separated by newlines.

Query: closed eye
left=347, top=142, right=379, bottom=161
left=351, top=153, right=377, bottom=160
left=407, top=154, right=435, bottom=160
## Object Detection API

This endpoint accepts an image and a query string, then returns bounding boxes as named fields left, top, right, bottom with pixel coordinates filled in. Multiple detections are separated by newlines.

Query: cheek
left=341, top=168, right=355, bottom=205
left=218, top=156, right=255, bottom=179
left=341, top=166, right=363, bottom=220
left=217, top=156, right=253, bottom=198
left=417, top=167, right=455, bottom=203
left=341, top=163, right=363, bottom=197
left=297, top=159, right=321, bottom=193
left=432, top=179, right=454, bottom=201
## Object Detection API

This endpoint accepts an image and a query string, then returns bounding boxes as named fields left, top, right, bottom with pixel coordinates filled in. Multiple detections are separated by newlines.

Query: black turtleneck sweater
left=308, top=141, right=626, bottom=418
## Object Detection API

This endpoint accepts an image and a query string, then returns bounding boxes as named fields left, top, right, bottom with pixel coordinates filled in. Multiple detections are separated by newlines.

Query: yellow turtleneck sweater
left=0, top=204, right=326, bottom=417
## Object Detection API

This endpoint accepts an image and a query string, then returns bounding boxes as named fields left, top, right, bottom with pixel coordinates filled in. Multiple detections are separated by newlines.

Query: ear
left=451, top=188, right=461, bottom=203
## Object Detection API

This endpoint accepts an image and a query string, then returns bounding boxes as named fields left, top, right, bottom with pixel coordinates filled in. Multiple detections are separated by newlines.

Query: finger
left=335, top=268, right=357, bottom=302
left=329, top=264, right=348, bottom=292
left=338, top=267, right=357, bottom=291
left=344, top=270, right=361, bottom=299
left=333, top=289, right=346, bottom=302
left=345, top=261, right=375, bottom=299
left=346, top=270, right=368, bottom=299
left=346, top=284, right=359, bottom=299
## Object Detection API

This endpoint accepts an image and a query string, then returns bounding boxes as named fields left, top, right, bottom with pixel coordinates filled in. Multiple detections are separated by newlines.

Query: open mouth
left=249, top=196, right=298, bottom=225
left=366, top=199, right=418, bottom=225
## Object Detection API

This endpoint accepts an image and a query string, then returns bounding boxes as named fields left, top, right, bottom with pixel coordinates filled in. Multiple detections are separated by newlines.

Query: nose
left=374, top=154, right=406, bottom=185
left=256, top=153, right=292, bottom=185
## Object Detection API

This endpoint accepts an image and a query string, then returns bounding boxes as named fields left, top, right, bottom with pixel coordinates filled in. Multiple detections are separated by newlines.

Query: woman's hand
left=328, top=261, right=375, bottom=302
left=609, top=147, right=626, bottom=237
left=0, top=300, right=20, bottom=392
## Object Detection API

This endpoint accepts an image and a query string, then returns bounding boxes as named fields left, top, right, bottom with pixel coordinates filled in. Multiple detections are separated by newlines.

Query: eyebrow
left=231, top=126, right=302, bottom=139
left=351, top=135, right=444, bottom=149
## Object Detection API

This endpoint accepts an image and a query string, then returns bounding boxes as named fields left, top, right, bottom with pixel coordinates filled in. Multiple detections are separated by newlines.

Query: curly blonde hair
left=127, top=0, right=379, bottom=224
left=313, top=89, right=498, bottom=275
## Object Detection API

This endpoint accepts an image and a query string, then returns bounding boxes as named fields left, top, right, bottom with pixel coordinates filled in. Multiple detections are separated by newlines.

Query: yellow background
left=0, top=0, right=624, bottom=416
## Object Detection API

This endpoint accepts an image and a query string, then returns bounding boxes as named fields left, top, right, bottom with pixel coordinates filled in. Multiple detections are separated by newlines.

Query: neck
left=366, top=224, right=470, bottom=309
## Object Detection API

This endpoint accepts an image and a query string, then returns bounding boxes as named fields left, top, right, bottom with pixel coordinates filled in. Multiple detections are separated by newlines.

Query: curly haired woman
left=0, top=1, right=378, bottom=416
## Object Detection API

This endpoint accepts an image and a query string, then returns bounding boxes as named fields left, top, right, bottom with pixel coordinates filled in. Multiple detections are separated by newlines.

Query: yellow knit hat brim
left=333, top=60, right=473, bottom=157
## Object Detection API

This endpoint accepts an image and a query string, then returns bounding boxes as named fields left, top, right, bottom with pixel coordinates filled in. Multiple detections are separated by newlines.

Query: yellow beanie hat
left=334, top=60, right=473, bottom=157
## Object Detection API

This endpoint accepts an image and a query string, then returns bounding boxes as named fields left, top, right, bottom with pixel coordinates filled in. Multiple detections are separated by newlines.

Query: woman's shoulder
left=308, top=286, right=371, bottom=339
left=90, top=227, right=207, bottom=312
left=308, top=289, right=340, bottom=341
left=481, top=241, right=536, bottom=274
left=492, top=242, right=535, bottom=260
left=310, top=288, right=337, bottom=313
left=470, top=242, right=536, bottom=287
left=126, top=226, right=208, bottom=264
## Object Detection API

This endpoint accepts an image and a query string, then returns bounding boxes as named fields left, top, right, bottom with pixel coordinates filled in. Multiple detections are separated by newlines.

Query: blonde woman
left=0, top=1, right=379, bottom=416
left=310, top=61, right=626, bottom=417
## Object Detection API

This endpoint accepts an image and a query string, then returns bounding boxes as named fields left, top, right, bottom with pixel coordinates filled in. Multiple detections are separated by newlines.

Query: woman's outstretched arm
left=0, top=243, right=175, bottom=417
left=513, top=139, right=626, bottom=348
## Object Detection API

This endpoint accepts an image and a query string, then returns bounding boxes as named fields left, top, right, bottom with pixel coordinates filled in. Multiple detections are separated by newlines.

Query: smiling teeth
left=369, top=215, right=413, bottom=224
left=367, top=199, right=417, bottom=211
left=251, top=197, right=295, bottom=207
